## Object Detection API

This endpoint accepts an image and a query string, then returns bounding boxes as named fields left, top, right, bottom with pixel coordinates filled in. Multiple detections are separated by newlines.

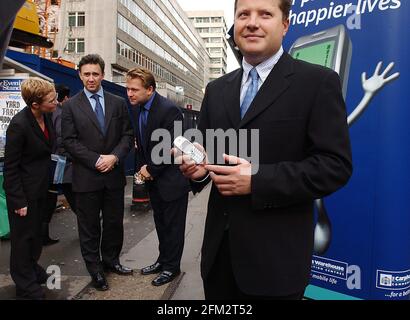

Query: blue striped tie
left=241, top=68, right=259, bottom=119
left=91, top=94, right=105, bottom=135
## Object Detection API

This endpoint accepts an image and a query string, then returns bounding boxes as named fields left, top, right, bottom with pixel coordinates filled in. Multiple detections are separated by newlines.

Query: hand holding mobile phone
left=173, top=136, right=205, bottom=164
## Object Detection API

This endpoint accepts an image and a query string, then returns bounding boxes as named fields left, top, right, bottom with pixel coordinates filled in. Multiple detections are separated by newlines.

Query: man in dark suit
left=62, top=54, right=134, bottom=291
left=177, top=0, right=353, bottom=299
left=126, top=68, right=190, bottom=286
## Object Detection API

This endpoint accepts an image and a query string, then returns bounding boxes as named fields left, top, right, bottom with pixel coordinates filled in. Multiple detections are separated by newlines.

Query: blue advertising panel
left=283, top=0, right=409, bottom=300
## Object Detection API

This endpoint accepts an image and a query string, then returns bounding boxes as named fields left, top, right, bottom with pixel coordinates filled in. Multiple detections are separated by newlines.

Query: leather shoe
left=141, top=262, right=162, bottom=275
left=152, top=270, right=180, bottom=287
left=91, top=272, right=109, bottom=291
left=104, top=263, right=133, bottom=275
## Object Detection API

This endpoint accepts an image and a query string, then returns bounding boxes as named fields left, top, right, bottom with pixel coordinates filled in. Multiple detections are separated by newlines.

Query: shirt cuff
left=95, top=156, right=102, bottom=167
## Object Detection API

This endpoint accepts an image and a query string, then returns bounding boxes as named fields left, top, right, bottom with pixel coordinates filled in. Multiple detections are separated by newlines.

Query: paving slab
left=72, top=270, right=184, bottom=300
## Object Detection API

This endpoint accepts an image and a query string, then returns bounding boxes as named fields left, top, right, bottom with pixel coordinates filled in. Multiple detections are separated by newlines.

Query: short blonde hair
left=126, top=68, right=156, bottom=90
left=21, top=77, right=55, bottom=108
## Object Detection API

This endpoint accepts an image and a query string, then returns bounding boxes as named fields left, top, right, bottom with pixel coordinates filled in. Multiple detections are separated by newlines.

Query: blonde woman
left=3, top=77, right=57, bottom=300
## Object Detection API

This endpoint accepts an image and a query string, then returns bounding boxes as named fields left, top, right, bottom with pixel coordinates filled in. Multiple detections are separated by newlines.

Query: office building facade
left=187, top=11, right=228, bottom=82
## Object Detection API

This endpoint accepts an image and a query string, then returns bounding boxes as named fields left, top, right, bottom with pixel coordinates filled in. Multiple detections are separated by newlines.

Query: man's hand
left=96, top=155, right=118, bottom=173
left=15, top=207, right=28, bottom=217
left=172, top=143, right=208, bottom=181
left=205, top=154, right=252, bottom=196
left=138, top=165, right=153, bottom=181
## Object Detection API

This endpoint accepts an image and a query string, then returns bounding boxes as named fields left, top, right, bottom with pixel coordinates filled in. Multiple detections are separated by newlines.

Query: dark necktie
left=91, top=94, right=105, bottom=135
left=139, top=105, right=148, bottom=143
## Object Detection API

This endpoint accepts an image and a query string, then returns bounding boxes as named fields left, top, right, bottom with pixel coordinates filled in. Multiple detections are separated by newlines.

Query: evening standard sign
left=0, top=77, right=27, bottom=158
left=0, top=79, right=22, bottom=92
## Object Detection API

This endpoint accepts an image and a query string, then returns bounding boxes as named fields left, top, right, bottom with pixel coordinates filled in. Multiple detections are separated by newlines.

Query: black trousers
left=61, top=183, right=76, bottom=214
left=75, top=188, right=124, bottom=276
left=203, top=231, right=305, bottom=300
left=43, top=183, right=76, bottom=224
left=8, top=197, right=48, bottom=297
left=43, top=191, right=57, bottom=224
left=149, top=188, right=188, bottom=273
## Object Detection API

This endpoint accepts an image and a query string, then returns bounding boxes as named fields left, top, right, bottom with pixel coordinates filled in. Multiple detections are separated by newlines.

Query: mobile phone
left=227, top=25, right=243, bottom=65
left=173, top=136, right=205, bottom=164
left=289, top=24, right=352, bottom=98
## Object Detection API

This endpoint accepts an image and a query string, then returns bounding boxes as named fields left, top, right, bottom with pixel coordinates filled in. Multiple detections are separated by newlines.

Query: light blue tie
left=241, top=68, right=259, bottom=119
left=91, top=94, right=105, bottom=135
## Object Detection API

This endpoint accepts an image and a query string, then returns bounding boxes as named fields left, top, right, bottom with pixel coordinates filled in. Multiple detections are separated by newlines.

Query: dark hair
left=78, top=54, right=105, bottom=73
left=55, top=84, right=70, bottom=102
left=234, top=0, right=292, bottom=20
left=126, top=68, right=157, bottom=90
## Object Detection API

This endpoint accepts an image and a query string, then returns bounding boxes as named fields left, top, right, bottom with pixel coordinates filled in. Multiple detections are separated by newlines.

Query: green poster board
left=0, top=174, right=10, bottom=238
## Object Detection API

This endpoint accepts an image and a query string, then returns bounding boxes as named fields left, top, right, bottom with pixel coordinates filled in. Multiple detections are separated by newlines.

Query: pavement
left=0, top=177, right=210, bottom=300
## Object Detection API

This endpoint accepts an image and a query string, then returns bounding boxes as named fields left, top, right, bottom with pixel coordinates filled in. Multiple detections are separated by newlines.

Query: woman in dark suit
left=3, top=77, right=57, bottom=300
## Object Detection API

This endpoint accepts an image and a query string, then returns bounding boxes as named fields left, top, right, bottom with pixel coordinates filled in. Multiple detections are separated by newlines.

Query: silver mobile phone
left=173, top=136, right=205, bottom=164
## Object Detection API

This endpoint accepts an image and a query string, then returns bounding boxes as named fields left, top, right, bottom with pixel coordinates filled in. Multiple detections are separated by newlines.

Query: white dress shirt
left=240, top=46, right=284, bottom=106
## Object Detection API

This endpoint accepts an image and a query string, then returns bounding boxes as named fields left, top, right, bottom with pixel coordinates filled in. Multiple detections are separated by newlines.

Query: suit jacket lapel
left=77, top=91, right=105, bottom=135
left=223, top=69, right=242, bottom=129
left=24, top=107, right=49, bottom=147
left=239, top=52, right=294, bottom=128
left=143, top=94, right=159, bottom=154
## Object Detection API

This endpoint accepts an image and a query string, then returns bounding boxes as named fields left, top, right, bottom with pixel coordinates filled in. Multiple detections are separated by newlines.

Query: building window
left=117, top=13, right=198, bottom=70
left=196, top=17, right=210, bottom=23
left=210, top=37, right=222, bottom=43
left=68, top=14, right=75, bottom=27
left=209, top=48, right=222, bottom=54
left=210, top=27, right=223, bottom=33
left=67, top=38, right=85, bottom=53
left=68, top=12, right=85, bottom=27
left=116, top=39, right=203, bottom=100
